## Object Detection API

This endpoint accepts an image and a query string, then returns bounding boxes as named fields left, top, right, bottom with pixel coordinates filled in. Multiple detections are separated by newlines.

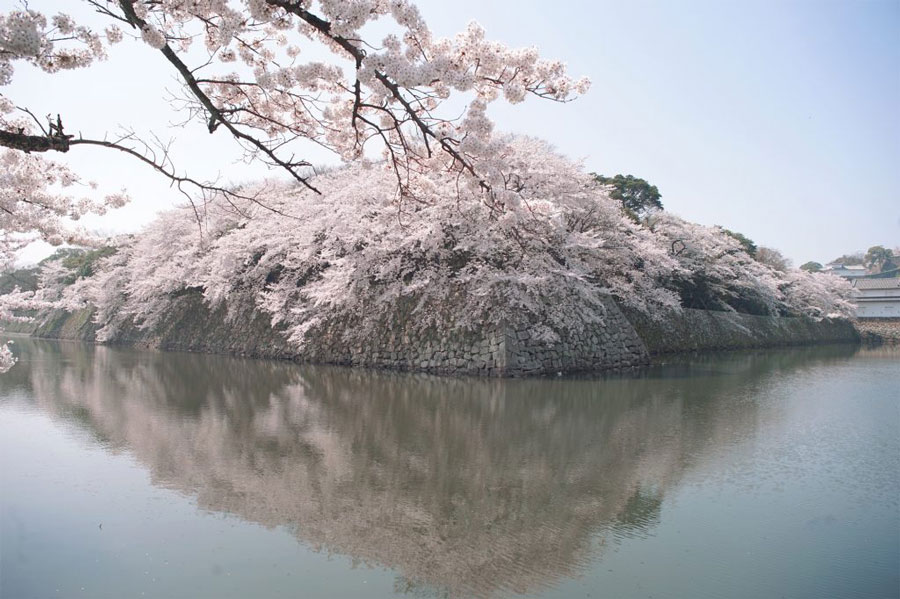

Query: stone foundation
left=854, top=318, right=900, bottom=345
left=295, top=291, right=649, bottom=376
left=623, top=307, right=860, bottom=355
left=6, top=290, right=862, bottom=377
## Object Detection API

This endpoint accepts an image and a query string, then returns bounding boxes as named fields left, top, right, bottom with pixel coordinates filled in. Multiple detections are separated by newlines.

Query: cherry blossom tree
left=1, top=2, right=856, bottom=373
left=1, top=1, right=589, bottom=249
left=48, top=137, right=852, bottom=362
left=1, top=0, right=590, bottom=371
left=0, top=140, right=128, bottom=266
left=6, top=138, right=856, bottom=372
left=65, top=138, right=681, bottom=347
left=0, top=134, right=126, bottom=371
left=646, top=212, right=855, bottom=319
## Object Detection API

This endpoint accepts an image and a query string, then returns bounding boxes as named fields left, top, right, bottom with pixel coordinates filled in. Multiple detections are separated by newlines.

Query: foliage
left=0, top=249, right=96, bottom=328
left=0, top=265, right=39, bottom=295
left=828, top=252, right=864, bottom=266
left=864, top=246, right=896, bottom=273
left=58, top=247, right=117, bottom=282
left=800, top=261, right=822, bottom=272
left=592, top=174, right=662, bottom=218
left=755, top=246, right=790, bottom=272
left=0, top=247, right=114, bottom=352
left=720, top=228, right=757, bottom=258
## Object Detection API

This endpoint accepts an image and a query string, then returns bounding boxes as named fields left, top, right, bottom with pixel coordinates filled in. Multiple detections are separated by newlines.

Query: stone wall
left=498, top=298, right=647, bottom=375
left=854, top=318, right=900, bottom=345
left=293, top=291, right=649, bottom=376
left=623, top=306, right=860, bottom=355
left=15, top=292, right=296, bottom=360
left=6, top=290, right=862, bottom=376
left=7, top=288, right=649, bottom=376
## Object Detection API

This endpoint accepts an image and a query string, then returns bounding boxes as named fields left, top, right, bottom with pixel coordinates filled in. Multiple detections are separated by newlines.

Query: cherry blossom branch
left=115, top=0, right=320, bottom=194
left=70, top=134, right=300, bottom=220
left=0, top=108, right=297, bottom=221
left=265, top=0, right=488, bottom=192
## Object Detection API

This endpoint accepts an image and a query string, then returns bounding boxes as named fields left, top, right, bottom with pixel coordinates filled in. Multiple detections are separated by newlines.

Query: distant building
left=852, top=278, right=900, bottom=318
left=824, top=263, right=868, bottom=278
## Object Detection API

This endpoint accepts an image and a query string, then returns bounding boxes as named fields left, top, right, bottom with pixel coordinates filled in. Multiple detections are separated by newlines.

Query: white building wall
left=826, top=267, right=868, bottom=278
left=856, top=301, right=900, bottom=318
left=853, top=285, right=900, bottom=318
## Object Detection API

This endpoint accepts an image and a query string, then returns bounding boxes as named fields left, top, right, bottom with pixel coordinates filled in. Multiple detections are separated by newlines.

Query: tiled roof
left=853, top=278, right=900, bottom=290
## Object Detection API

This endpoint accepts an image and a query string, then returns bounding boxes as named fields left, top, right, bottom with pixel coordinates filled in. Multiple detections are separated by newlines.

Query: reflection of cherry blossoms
left=20, top=337, right=817, bottom=597
left=0, top=340, right=13, bottom=372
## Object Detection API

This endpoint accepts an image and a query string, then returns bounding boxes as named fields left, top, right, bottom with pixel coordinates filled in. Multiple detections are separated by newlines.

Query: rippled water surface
left=1, top=338, right=898, bottom=599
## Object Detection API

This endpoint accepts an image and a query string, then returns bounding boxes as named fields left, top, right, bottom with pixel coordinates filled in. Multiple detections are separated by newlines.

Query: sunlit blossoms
left=1, top=0, right=590, bottom=267
left=26, top=138, right=854, bottom=360
left=2, top=0, right=589, bottom=199
left=0, top=7, right=108, bottom=84
left=0, top=1, right=857, bottom=375
left=0, top=146, right=128, bottom=267
left=645, top=212, right=855, bottom=319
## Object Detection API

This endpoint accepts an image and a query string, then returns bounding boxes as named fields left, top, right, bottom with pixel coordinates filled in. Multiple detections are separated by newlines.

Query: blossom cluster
left=0, top=147, right=129, bottom=267
left=0, top=8, right=110, bottom=85
left=645, top=212, right=855, bottom=319
left=2, top=1, right=588, bottom=256
left=36, top=1, right=590, bottom=198
left=29, top=138, right=854, bottom=358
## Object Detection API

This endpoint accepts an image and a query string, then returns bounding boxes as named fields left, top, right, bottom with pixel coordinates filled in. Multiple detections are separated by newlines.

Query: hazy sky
left=8, top=0, right=900, bottom=265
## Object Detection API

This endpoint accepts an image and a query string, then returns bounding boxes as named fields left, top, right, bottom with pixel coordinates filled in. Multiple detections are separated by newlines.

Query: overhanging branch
left=0, top=129, right=71, bottom=153
left=115, top=0, right=320, bottom=194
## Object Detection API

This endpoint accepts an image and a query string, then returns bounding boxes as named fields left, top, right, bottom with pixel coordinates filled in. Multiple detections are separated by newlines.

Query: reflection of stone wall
left=624, top=307, right=859, bottom=355
left=16, top=339, right=854, bottom=597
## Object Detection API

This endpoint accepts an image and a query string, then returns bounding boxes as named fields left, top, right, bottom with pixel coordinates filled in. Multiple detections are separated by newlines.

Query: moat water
left=1, top=337, right=898, bottom=598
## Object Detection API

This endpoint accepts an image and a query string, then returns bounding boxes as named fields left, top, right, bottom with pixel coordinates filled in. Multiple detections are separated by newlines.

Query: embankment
left=624, top=307, right=859, bottom=355
left=5, top=290, right=860, bottom=376
left=853, top=318, right=900, bottom=345
left=26, top=292, right=295, bottom=360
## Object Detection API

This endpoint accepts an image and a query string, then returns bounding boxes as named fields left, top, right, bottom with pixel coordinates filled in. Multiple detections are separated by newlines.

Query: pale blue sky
left=430, top=0, right=900, bottom=264
left=8, top=0, right=899, bottom=265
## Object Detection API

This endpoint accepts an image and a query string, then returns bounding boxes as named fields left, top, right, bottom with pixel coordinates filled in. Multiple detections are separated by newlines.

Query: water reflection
left=7, top=339, right=864, bottom=597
